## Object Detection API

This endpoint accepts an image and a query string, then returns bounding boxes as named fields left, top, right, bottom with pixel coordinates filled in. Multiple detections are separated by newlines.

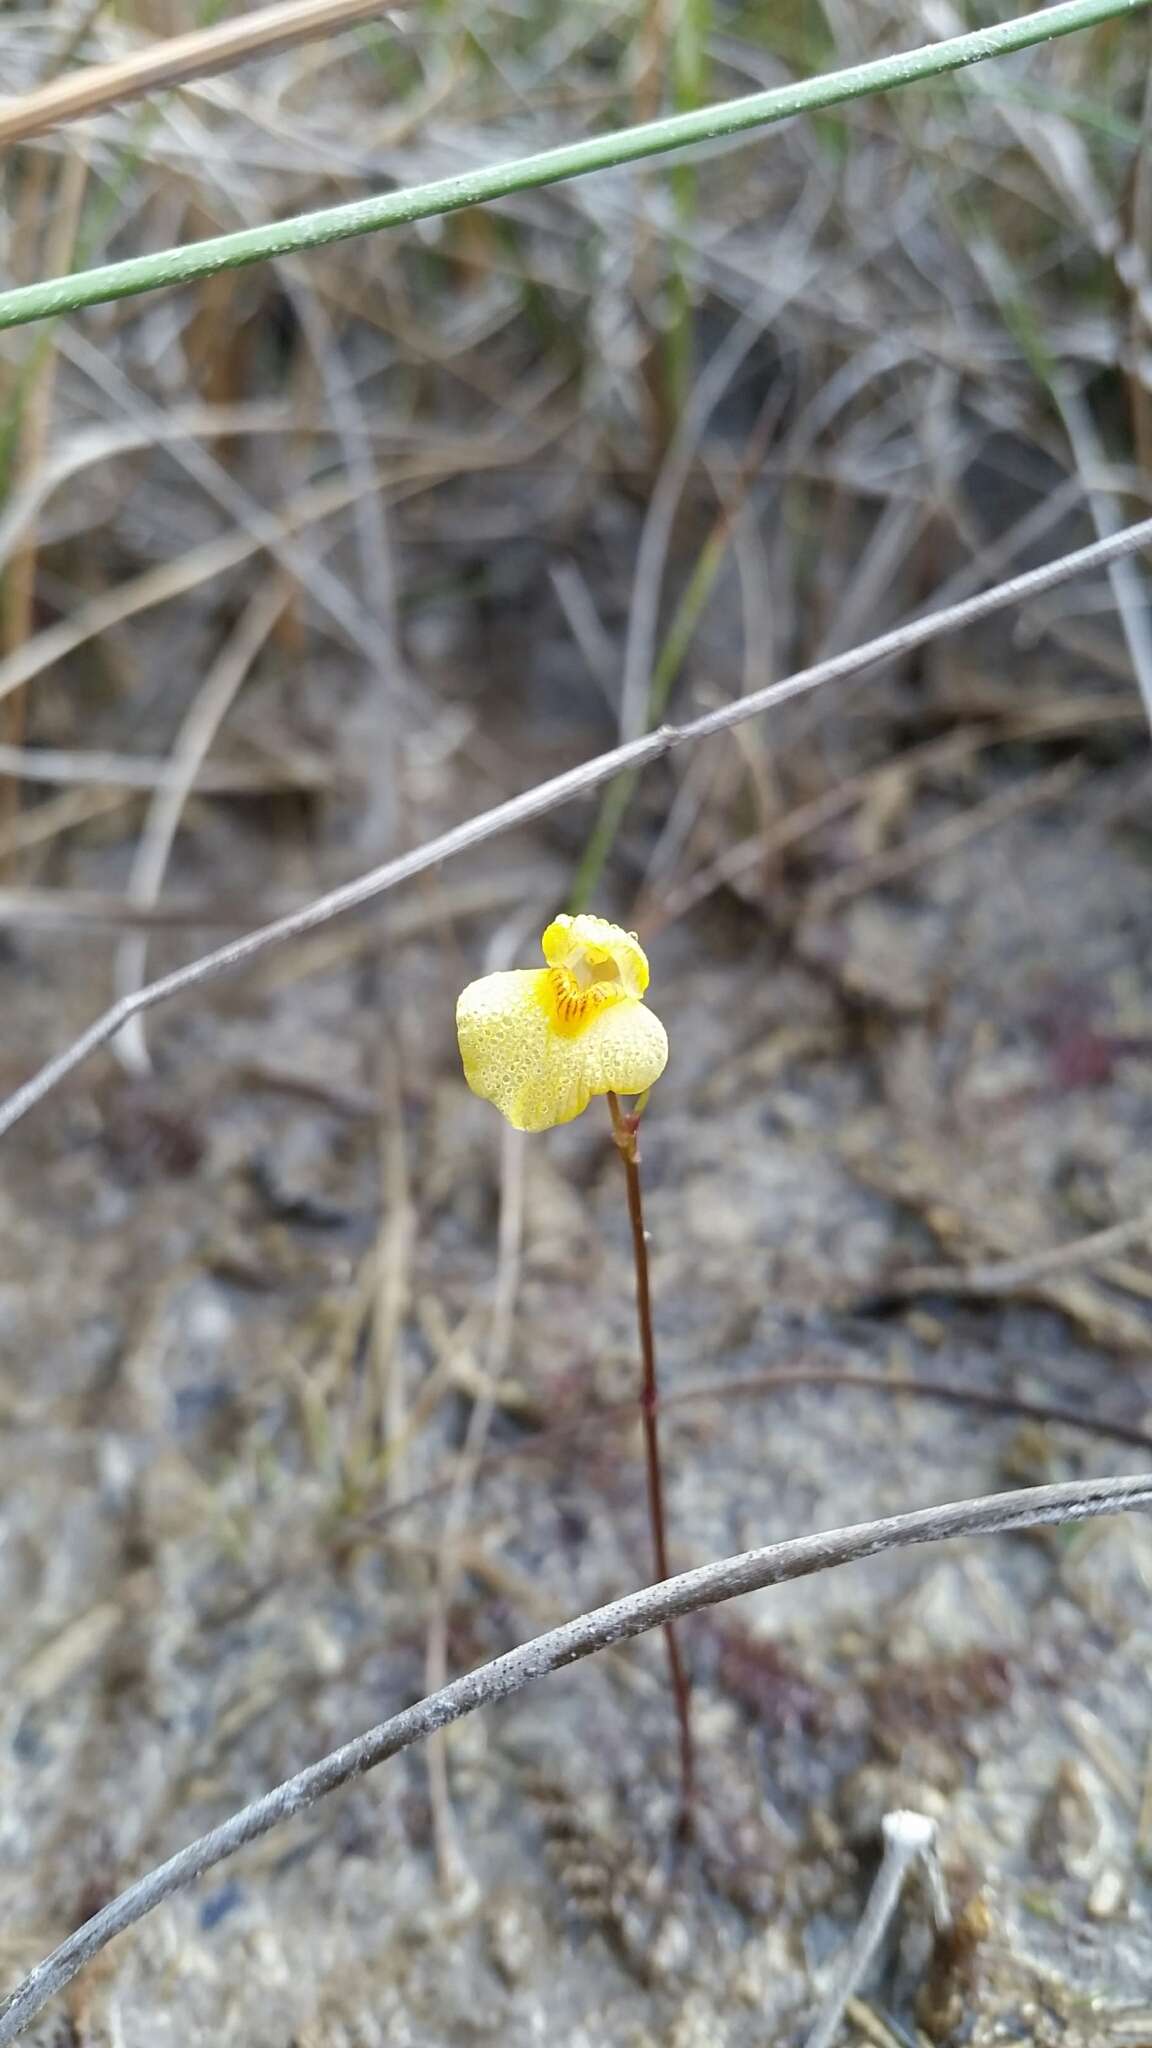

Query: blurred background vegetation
left=3, top=0, right=1150, bottom=918
left=3, top=5, right=1152, bottom=2044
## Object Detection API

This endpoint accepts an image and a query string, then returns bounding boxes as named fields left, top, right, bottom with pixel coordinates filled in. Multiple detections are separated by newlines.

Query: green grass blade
left=570, top=522, right=730, bottom=911
left=0, top=0, right=1146, bottom=332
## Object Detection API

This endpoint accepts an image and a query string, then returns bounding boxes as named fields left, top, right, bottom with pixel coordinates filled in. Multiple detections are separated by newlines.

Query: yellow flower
left=456, top=913, right=668, bottom=1133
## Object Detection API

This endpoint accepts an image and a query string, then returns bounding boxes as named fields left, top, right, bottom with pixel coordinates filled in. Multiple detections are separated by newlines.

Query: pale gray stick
left=59, top=329, right=406, bottom=700
left=1056, top=376, right=1152, bottom=723
left=890, top=1207, right=1152, bottom=1299
left=2, top=513, right=1151, bottom=1144
left=0, top=743, right=327, bottom=793
left=0, top=1471, right=1149, bottom=2044
left=113, top=582, right=291, bottom=1073
left=803, top=1810, right=943, bottom=2048
left=618, top=291, right=801, bottom=744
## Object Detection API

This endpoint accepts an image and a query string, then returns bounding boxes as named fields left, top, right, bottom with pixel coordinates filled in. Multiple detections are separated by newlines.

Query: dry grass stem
left=356, top=1367, right=1152, bottom=1547
left=2, top=512, right=1151, bottom=1145
left=889, top=1211, right=1152, bottom=1300
left=0, top=0, right=402, bottom=148
left=424, top=1123, right=524, bottom=1890
left=112, top=578, right=292, bottom=1073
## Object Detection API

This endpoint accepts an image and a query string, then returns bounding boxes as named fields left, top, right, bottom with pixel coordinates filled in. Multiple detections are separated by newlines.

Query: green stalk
left=664, top=0, right=711, bottom=425
left=570, top=526, right=727, bottom=910
left=0, top=0, right=1145, bottom=333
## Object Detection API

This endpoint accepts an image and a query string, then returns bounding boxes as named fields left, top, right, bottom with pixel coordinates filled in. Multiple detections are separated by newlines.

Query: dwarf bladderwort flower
left=455, top=912, right=694, bottom=1833
left=455, top=913, right=668, bottom=1133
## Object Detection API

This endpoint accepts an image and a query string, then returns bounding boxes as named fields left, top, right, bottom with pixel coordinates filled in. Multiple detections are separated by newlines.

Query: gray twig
left=889, top=1207, right=1152, bottom=1301
left=1, top=513, right=1151, bottom=1143
left=1056, top=376, right=1152, bottom=723
left=0, top=1471, right=1149, bottom=2043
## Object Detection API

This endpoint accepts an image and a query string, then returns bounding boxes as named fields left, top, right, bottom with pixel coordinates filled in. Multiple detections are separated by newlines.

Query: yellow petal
left=456, top=970, right=567, bottom=1132
left=573, top=994, right=668, bottom=1104
left=456, top=969, right=667, bottom=1133
left=541, top=914, right=649, bottom=999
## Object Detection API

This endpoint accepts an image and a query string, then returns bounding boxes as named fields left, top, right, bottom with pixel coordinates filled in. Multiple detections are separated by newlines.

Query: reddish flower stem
left=606, top=1090, right=695, bottom=1838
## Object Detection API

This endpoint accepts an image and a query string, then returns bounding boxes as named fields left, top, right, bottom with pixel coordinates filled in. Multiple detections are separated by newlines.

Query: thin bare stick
left=0, top=469, right=374, bottom=708
left=0, top=786, right=134, bottom=856
left=0, top=0, right=402, bottom=149
left=423, top=1121, right=525, bottom=1891
left=0, top=866, right=556, bottom=937
left=807, top=757, right=1085, bottom=915
left=1056, top=375, right=1152, bottom=722
left=355, top=1366, right=1152, bottom=1542
left=1, top=1471, right=1149, bottom=2045
left=617, top=300, right=794, bottom=746
left=0, top=404, right=291, bottom=571
left=113, top=578, right=290, bottom=1073
left=648, top=694, right=1145, bottom=929
left=884, top=1209, right=1152, bottom=1300
left=2, top=513, right=1152, bottom=1144
left=0, top=743, right=328, bottom=794
left=56, top=329, right=404, bottom=705
left=608, top=1092, right=695, bottom=1835
left=373, top=1033, right=414, bottom=1498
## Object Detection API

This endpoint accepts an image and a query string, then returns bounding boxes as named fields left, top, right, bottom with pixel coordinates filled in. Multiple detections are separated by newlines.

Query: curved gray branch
left=1, top=1469, right=1149, bottom=2043
left=1, top=511, right=1151, bottom=1144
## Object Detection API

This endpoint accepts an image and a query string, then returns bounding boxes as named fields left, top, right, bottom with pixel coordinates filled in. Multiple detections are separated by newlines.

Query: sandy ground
left=2, top=598, right=1152, bottom=2048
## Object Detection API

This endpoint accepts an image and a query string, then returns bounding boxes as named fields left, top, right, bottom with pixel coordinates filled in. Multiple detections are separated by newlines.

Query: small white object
left=801, top=1808, right=948, bottom=2048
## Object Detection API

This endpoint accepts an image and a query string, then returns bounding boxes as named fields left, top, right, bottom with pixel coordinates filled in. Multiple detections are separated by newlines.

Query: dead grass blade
left=112, top=578, right=292, bottom=1074
left=884, top=1209, right=1152, bottom=1301
left=0, top=0, right=402, bottom=149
